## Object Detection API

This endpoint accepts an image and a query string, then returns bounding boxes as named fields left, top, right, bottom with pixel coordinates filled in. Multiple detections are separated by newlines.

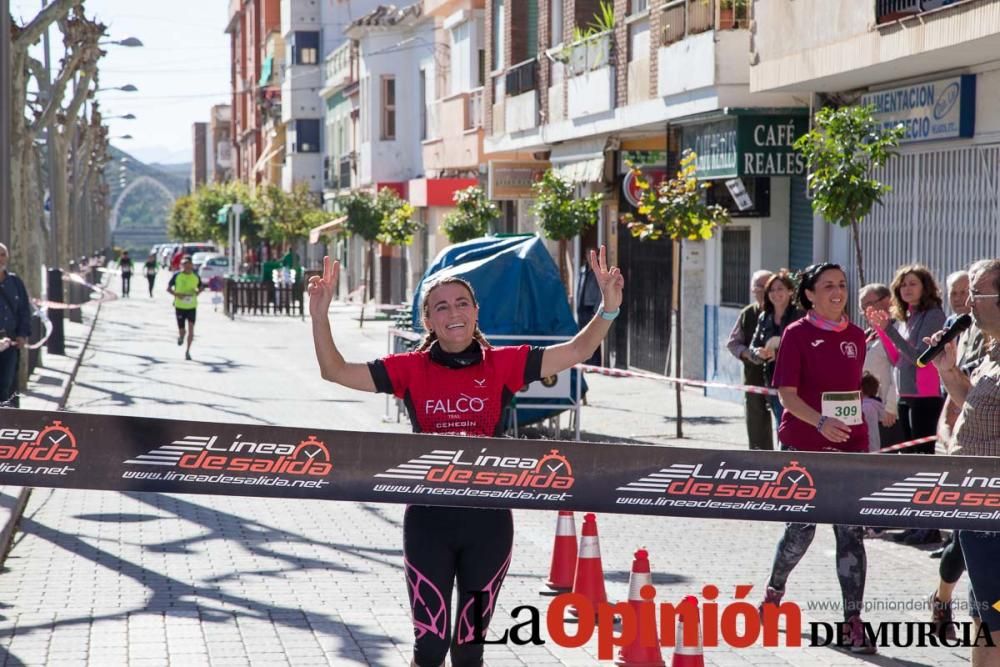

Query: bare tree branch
left=13, top=0, right=84, bottom=51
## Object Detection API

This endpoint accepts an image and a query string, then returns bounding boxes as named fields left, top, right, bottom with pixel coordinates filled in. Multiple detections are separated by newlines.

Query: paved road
left=0, top=282, right=975, bottom=666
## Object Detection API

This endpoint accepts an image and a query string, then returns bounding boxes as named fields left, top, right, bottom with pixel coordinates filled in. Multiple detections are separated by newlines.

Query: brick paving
left=0, top=280, right=976, bottom=666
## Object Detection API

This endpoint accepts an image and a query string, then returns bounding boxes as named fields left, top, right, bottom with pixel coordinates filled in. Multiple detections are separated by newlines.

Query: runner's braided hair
left=415, top=275, right=492, bottom=352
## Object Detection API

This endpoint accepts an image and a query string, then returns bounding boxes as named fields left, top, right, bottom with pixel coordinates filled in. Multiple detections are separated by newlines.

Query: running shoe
left=929, top=593, right=957, bottom=641
left=177, top=333, right=184, bottom=346
left=185, top=350, right=191, bottom=361
left=842, top=615, right=877, bottom=654
left=758, top=585, right=784, bottom=617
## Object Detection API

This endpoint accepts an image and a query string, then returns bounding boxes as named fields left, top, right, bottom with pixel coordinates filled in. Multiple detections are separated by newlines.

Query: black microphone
left=916, top=313, right=973, bottom=368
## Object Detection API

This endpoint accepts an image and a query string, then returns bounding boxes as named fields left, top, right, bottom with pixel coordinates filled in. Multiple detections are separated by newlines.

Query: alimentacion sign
left=860, top=75, right=975, bottom=144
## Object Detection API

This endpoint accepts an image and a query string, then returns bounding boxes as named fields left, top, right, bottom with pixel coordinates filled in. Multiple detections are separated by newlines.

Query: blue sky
left=11, top=0, right=231, bottom=165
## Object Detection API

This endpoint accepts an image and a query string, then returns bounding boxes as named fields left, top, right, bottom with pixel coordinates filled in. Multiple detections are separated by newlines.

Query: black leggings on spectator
left=897, top=396, right=945, bottom=454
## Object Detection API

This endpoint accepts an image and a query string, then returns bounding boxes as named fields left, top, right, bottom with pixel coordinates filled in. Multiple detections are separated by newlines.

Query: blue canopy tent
left=410, top=235, right=587, bottom=430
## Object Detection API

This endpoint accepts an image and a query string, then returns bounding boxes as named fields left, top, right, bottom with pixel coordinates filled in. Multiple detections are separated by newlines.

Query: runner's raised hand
left=588, top=245, right=624, bottom=312
left=308, top=256, right=339, bottom=318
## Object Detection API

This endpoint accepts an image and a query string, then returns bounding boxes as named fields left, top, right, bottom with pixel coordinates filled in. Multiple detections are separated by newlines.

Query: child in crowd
left=862, top=372, right=885, bottom=453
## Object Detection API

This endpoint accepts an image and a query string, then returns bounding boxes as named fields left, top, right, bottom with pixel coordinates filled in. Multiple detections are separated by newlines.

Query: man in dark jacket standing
left=727, top=270, right=773, bottom=450
left=0, top=243, right=32, bottom=407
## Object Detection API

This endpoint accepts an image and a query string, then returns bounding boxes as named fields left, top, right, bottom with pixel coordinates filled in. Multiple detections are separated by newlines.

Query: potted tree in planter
left=440, top=186, right=499, bottom=244
left=622, top=149, right=730, bottom=437
left=531, top=169, right=603, bottom=292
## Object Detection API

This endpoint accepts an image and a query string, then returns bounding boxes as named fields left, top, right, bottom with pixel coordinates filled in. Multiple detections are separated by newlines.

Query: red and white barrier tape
left=32, top=298, right=82, bottom=310
left=580, top=364, right=942, bottom=453
left=578, top=363, right=779, bottom=396
left=877, top=435, right=937, bottom=454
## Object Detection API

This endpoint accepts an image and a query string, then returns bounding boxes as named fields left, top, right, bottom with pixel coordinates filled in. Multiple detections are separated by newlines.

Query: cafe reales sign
left=680, top=111, right=809, bottom=179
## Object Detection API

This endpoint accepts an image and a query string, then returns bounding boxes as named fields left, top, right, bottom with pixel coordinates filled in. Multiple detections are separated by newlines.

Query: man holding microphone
left=929, top=258, right=1000, bottom=665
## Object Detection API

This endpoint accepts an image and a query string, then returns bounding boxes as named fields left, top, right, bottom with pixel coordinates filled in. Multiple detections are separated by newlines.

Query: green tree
left=793, top=103, right=904, bottom=286
left=623, top=150, right=729, bottom=241
left=255, top=183, right=325, bottom=246
left=531, top=170, right=603, bottom=287
left=623, top=149, right=731, bottom=439
left=440, top=186, right=498, bottom=244
left=167, top=194, right=201, bottom=241
left=375, top=187, right=420, bottom=246
left=339, top=190, right=382, bottom=301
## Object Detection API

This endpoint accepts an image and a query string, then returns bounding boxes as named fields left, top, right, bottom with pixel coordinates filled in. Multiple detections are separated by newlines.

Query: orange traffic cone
left=569, top=513, right=608, bottom=617
left=615, top=549, right=665, bottom=667
left=542, top=511, right=578, bottom=595
left=670, top=596, right=705, bottom=667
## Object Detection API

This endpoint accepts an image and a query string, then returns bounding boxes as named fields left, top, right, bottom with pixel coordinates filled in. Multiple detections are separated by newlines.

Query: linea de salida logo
left=0, top=421, right=79, bottom=463
left=376, top=447, right=575, bottom=490
left=861, top=469, right=1000, bottom=510
left=617, top=460, right=816, bottom=511
left=125, top=433, right=332, bottom=476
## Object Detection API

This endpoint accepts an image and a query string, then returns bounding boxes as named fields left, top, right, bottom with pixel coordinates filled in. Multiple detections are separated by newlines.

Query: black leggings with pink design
left=404, top=505, right=513, bottom=667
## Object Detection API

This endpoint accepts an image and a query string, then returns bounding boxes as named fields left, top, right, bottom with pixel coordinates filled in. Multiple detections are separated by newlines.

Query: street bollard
left=46, top=268, right=66, bottom=355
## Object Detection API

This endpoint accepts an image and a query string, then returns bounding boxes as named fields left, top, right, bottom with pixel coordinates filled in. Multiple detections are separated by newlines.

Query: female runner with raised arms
left=308, top=247, right=624, bottom=667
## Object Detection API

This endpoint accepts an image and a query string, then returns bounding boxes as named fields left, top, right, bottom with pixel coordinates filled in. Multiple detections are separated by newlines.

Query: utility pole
left=1, top=0, right=11, bottom=244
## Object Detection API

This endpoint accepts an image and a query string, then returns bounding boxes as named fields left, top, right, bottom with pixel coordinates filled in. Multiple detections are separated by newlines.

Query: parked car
left=159, top=243, right=179, bottom=269
left=170, top=243, right=217, bottom=270
left=199, top=255, right=230, bottom=286
left=191, top=251, right=222, bottom=271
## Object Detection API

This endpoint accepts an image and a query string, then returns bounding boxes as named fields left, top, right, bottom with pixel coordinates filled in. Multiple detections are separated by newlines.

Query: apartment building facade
left=209, top=104, right=234, bottom=184
left=191, top=122, right=208, bottom=189
left=483, top=0, right=808, bottom=389
left=752, top=0, right=1000, bottom=296
left=226, top=0, right=282, bottom=187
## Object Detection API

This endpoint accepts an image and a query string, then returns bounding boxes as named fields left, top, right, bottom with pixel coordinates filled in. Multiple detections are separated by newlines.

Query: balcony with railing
left=323, top=41, right=354, bottom=93
left=423, top=88, right=485, bottom=171
left=658, top=0, right=750, bottom=99
left=548, top=30, right=615, bottom=119
left=876, top=0, right=960, bottom=24
left=503, top=59, right=538, bottom=133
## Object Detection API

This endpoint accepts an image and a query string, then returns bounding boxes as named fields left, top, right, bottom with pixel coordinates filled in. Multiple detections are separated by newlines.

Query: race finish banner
left=3, top=408, right=1000, bottom=531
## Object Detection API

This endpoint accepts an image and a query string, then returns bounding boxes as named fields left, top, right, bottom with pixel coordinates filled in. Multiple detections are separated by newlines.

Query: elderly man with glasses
left=930, top=258, right=1000, bottom=665
left=727, top=269, right=774, bottom=450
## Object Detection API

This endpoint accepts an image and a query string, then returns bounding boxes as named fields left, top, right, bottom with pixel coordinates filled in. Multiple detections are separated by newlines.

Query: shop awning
left=549, top=137, right=608, bottom=184
left=258, top=56, right=273, bottom=87
left=552, top=157, right=605, bottom=184
left=308, top=215, right=347, bottom=245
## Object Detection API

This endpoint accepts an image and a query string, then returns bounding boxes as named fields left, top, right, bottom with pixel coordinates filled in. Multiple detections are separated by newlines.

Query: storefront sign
left=681, top=118, right=737, bottom=179
left=621, top=167, right=668, bottom=208
left=680, top=112, right=808, bottom=179
left=487, top=161, right=550, bottom=200
left=736, top=115, right=808, bottom=177
left=860, top=75, right=976, bottom=144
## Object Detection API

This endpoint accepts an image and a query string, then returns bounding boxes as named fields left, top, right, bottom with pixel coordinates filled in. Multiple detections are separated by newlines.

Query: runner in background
left=167, top=257, right=204, bottom=361
left=727, top=270, right=774, bottom=450
left=119, top=250, right=133, bottom=298
left=308, top=248, right=623, bottom=667
left=144, top=253, right=158, bottom=298
left=759, top=262, right=876, bottom=655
